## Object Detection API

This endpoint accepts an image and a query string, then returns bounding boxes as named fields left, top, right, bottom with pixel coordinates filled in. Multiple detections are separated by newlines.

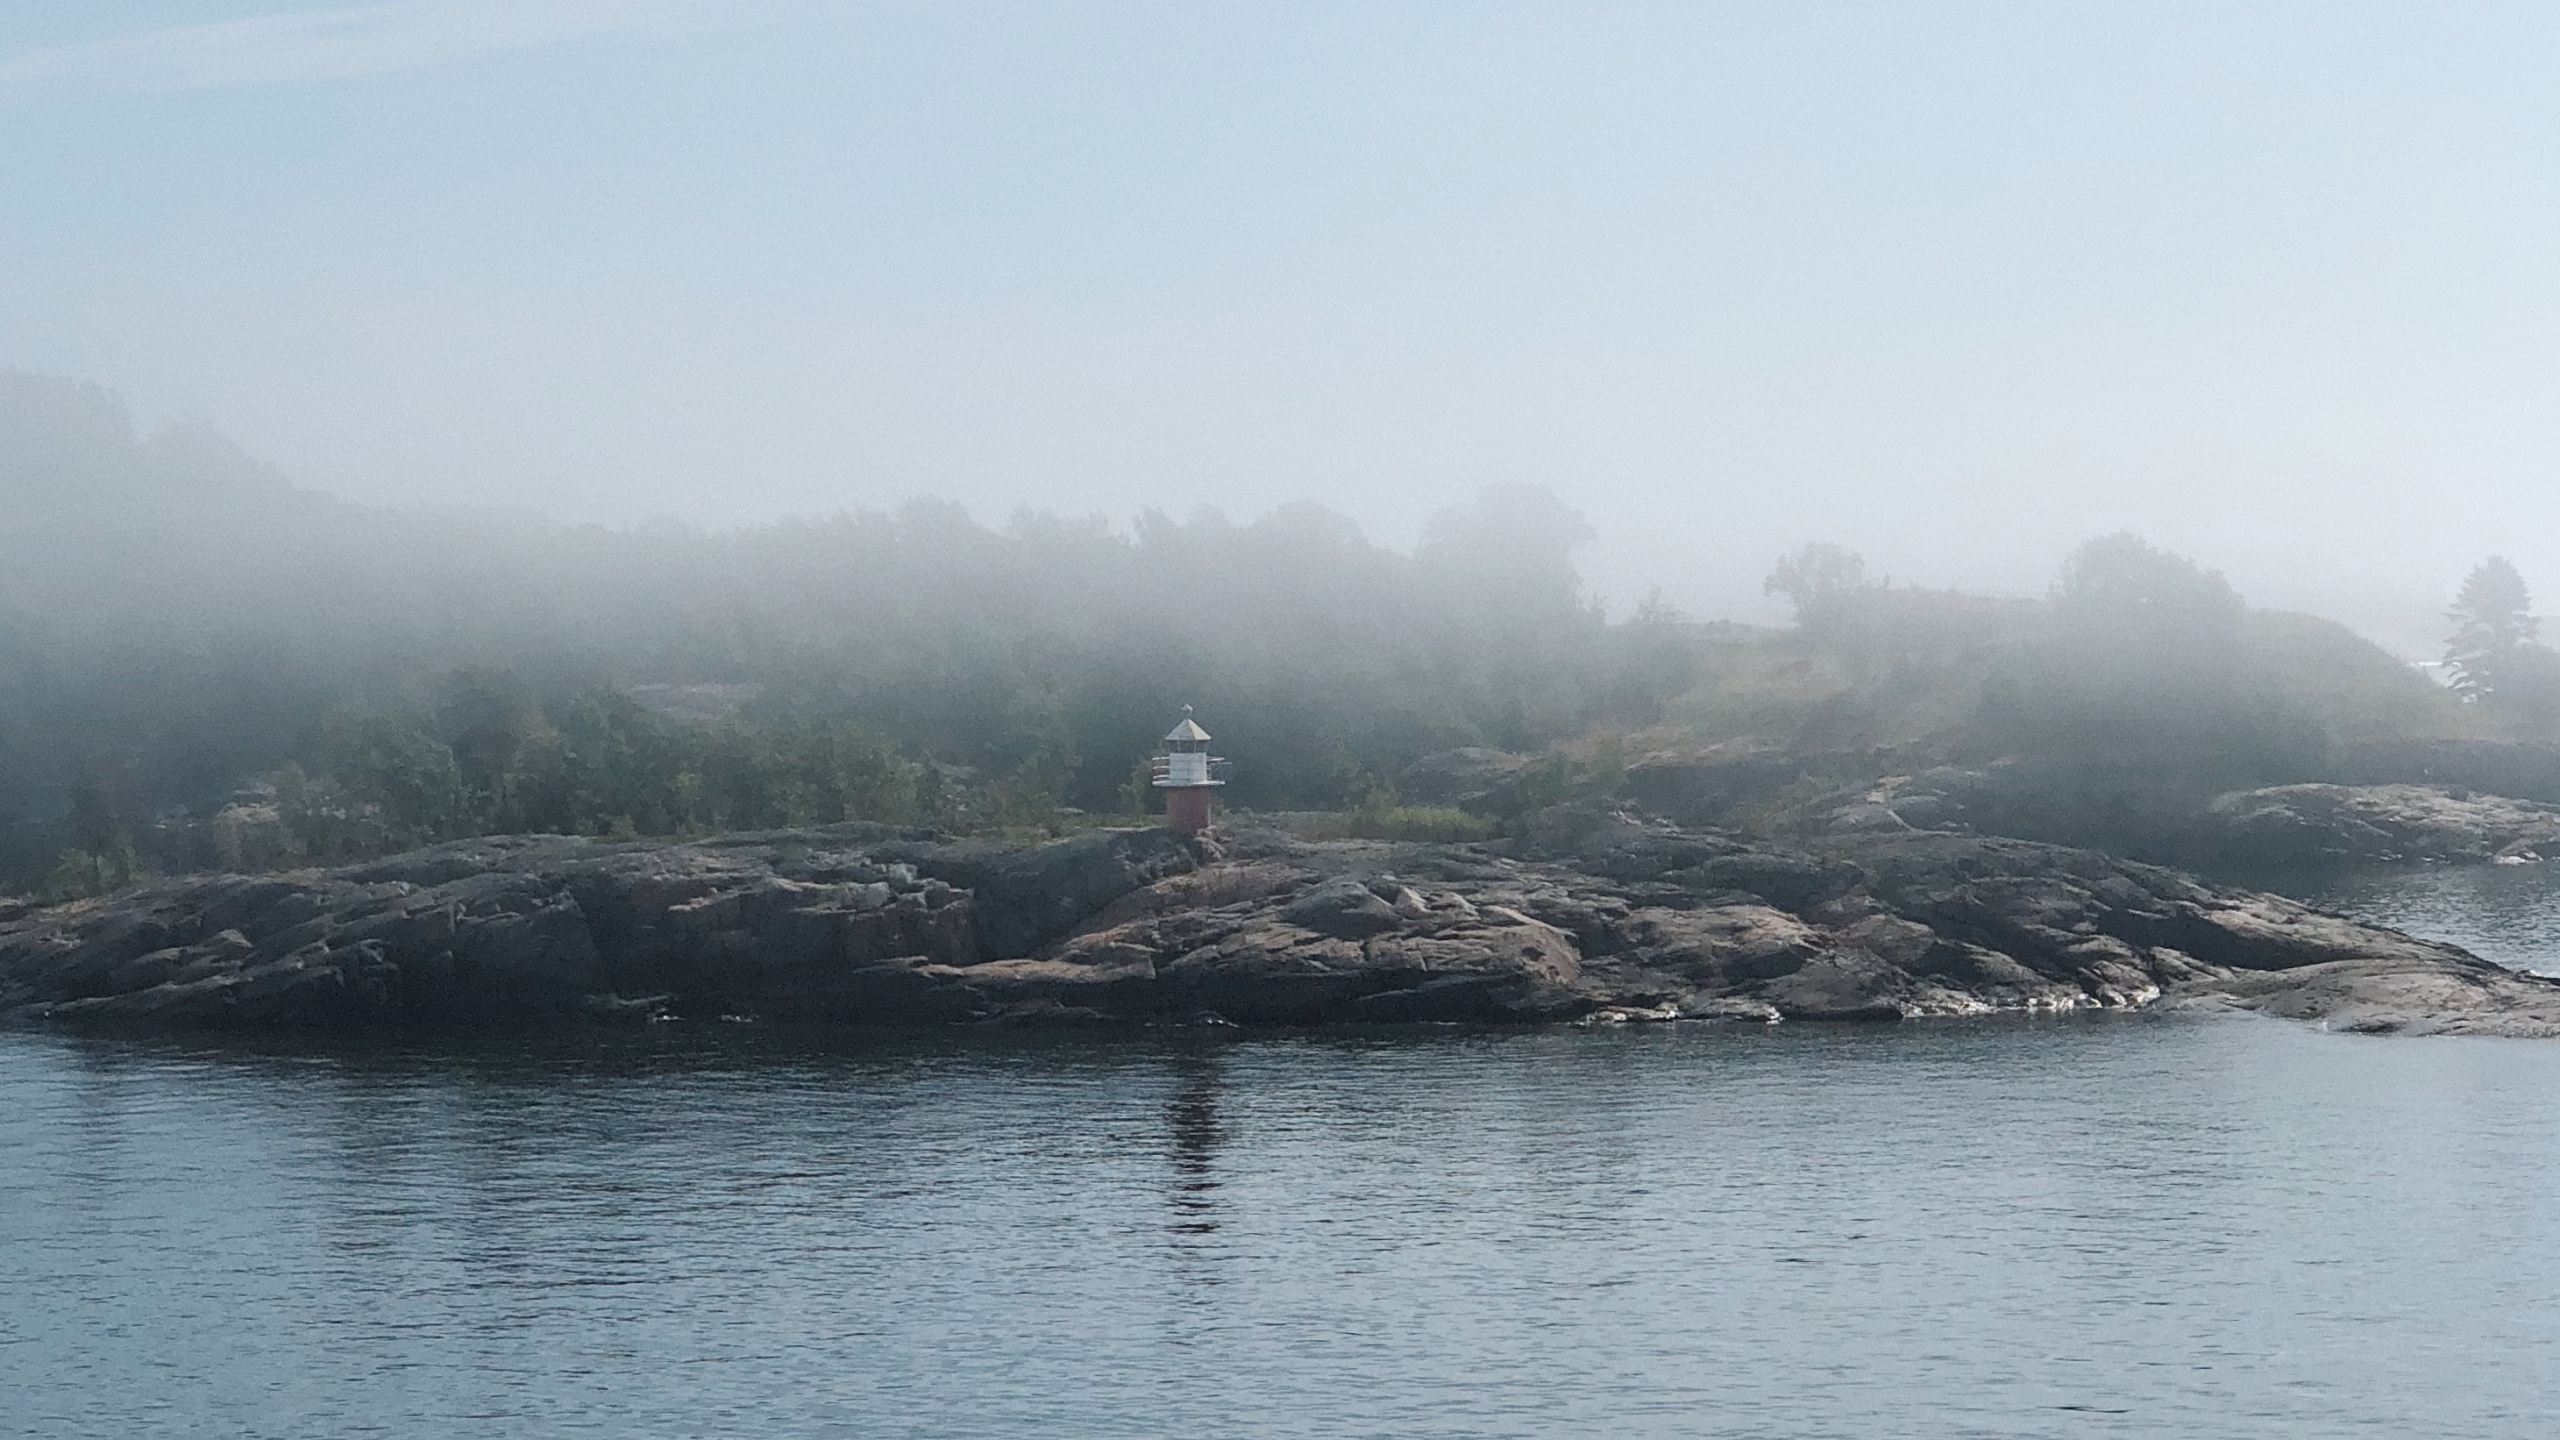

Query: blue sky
left=6, top=2, right=2559, bottom=646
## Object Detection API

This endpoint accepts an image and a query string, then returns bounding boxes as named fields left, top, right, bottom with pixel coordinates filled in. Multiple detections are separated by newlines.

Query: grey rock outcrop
left=2205, top=783, right=2560, bottom=865
left=6, top=812, right=2556, bottom=1036
left=1396, top=747, right=1534, bottom=812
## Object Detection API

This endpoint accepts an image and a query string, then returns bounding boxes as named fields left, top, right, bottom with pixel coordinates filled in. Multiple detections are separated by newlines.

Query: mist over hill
left=0, top=370, right=1677, bottom=881
left=1, top=368, right=2537, bottom=892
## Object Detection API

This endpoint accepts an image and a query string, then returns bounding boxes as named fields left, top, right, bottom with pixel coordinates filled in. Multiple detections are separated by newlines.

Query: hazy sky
left=6, top=2, right=2559, bottom=650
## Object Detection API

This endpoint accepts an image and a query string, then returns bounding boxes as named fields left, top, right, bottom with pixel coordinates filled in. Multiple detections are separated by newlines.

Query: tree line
left=1, top=371, right=1708, bottom=890
left=4, top=367, right=2541, bottom=893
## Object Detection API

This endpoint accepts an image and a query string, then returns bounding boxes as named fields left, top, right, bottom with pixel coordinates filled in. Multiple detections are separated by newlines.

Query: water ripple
left=4, top=1014, right=2560, bottom=1437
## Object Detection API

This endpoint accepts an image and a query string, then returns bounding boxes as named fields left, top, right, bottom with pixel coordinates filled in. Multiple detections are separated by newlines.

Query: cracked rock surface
left=6, top=813, right=2556, bottom=1035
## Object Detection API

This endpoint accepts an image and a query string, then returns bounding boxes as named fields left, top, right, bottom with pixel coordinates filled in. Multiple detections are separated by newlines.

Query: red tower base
left=1164, top=786, right=1216, bottom=835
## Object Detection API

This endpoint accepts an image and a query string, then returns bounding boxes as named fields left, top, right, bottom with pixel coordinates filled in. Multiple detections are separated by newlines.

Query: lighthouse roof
left=1165, top=718, right=1211, bottom=742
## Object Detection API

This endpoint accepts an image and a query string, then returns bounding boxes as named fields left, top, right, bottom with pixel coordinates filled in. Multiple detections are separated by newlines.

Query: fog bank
left=7, top=4, right=2559, bottom=648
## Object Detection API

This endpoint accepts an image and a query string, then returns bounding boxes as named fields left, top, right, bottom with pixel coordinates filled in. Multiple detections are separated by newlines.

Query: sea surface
left=11, top=874, right=2560, bottom=1437
left=2284, top=861, right=2560, bottom=977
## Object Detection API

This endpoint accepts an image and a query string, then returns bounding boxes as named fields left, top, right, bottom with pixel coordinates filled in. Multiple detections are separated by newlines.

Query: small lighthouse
left=1151, top=705, right=1226, bottom=835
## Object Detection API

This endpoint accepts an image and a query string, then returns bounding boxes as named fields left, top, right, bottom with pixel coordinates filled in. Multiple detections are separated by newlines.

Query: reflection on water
left=1164, top=1057, right=1224, bottom=1237
left=9, top=1015, right=2560, bottom=1439
left=2271, top=862, right=2560, bottom=975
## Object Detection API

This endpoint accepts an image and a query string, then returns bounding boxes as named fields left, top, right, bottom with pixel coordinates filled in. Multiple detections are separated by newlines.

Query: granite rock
left=6, top=813, right=2555, bottom=1036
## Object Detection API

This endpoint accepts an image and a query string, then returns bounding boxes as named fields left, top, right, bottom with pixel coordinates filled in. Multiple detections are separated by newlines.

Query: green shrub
left=44, top=837, right=136, bottom=902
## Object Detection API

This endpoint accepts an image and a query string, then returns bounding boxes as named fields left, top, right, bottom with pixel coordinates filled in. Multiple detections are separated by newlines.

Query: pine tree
left=2446, top=556, right=2539, bottom=701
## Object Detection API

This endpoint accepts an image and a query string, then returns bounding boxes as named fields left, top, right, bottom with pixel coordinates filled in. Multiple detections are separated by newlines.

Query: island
left=10, top=806, right=2558, bottom=1038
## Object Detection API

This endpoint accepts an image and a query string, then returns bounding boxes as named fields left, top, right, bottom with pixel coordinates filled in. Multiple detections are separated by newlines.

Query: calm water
left=8, top=1010, right=2560, bottom=1439
left=2283, top=862, right=2560, bottom=977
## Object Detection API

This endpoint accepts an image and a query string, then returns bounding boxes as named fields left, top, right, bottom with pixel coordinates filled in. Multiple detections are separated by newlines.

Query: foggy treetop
left=0, top=370, right=2540, bottom=888
left=1, top=371, right=1654, bottom=875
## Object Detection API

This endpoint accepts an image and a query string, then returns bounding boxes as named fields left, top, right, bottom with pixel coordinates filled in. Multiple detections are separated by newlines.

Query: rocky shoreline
left=8, top=811, right=2557, bottom=1038
left=2203, top=783, right=2560, bottom=866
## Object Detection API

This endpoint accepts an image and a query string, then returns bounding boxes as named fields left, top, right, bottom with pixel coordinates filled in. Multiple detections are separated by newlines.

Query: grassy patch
left=1285, top=804, right=1496, bottom=843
